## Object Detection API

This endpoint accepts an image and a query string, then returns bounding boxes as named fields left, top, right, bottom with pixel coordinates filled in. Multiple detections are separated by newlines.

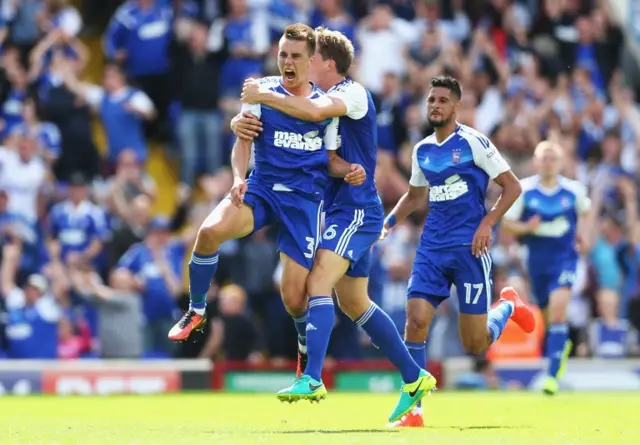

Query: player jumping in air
left=234, top=27, right=434, bottom=422
left=382, top=76, right=535, bottom=427
left=502, top=141, right=591, bottom=396
left=168, top=25, right=365, bottom=346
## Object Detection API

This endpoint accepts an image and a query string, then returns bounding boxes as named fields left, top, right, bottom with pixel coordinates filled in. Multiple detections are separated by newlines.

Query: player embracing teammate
left=233, top=26, right=435, bottom=424
left=170, top=23, right=537, bottom=427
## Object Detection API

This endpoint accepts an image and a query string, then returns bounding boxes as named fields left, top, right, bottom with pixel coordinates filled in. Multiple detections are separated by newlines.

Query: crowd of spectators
left=0, top=0, right=639, bottom=364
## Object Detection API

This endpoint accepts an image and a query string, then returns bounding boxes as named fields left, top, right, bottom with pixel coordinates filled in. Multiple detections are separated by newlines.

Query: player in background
left=234, top=27, right=434, bottom=422
left=168, top=24, right=366, bottom=344
left=381, top=76, right=535, bottom=427
left=502, top=141, right=591, bottom=395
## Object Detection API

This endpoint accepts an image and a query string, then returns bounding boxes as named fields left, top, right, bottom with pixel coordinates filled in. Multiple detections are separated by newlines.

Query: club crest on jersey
left=452, top=149, right=462, bottom=164
left=561, top=197, right=570, bottom=208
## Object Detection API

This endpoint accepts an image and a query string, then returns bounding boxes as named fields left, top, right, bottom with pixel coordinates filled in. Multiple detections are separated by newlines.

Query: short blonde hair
left=534, top=140, right=563, bottom=158
left=315, top=27, right=355, bottom=75
left=219, top=284, right=247, bottom=303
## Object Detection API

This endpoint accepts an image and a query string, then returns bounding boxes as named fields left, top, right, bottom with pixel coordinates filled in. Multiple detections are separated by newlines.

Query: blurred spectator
left=0, top=62, right=29, bottom=142
left=356, top=4, right=414, bottom=95
left=105, top=194, right=152, bottom=271
left=209, top=0, right=269, bottom=98
left=102, top=148, right=157, bottom=211
left=71, top=266, right=143, bottom=358
left=310, top=0, right=356, bottom=47
left=104, top=0, right=173, bottom=139
left=6, top=97, right=61, bottom=166
left=172, top=19, right=226, bottom=186
left=1, top=245, right=60, bottom=359
left=32, top=39, right=99, bottom=182
left=63, top=63, right=155, bottom=167
left=2, top=0, right=44, bottom=65
left=0, top=133, right=48, bottom=225
left=47, top=172, right=107, bottom=269
left=199, top=283, right=263, bottom=361
left=117, top=215, right=185, bottom=356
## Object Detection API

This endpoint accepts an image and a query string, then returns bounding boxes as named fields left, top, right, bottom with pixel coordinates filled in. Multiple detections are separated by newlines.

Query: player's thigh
left=322, top=207, right=382, bottom=266
left=407, top=249, right=451, bottom=311
left=452, top=250, right=493, bottom=352
left=405, top=250, right=449, bottom=340
left=307, top=248, right=350, bottom=297
left=452, top=250, right=493, bottom=315
left=334, top=275, right=370, bottom=319
left=277, top=194, right=323, bottom=271
left=198, top=198, right=254, bottom=242
left=279, top=251, right=312, bottom=313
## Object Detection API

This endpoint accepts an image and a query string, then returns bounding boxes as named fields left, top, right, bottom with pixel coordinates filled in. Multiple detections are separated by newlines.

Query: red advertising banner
left=42, top=370, right=181, bottom=395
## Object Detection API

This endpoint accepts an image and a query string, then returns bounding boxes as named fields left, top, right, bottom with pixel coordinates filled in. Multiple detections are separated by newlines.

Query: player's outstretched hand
left=471, top=217, right=492, bottom=257
left=241, top=78, right=262, bottom=104
left=233, top=112, right=263, bottom=140
left=230, top=179, right=247, bottom=208
left=345, top=164, right=366, bottom=186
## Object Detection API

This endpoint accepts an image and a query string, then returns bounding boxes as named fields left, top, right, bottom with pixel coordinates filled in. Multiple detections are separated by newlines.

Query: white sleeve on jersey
left=409, top=142, right=428, bottom=187
left=328, top=81, right=369, bottom=120
left=503, top=194, right=524, bottom=221
left=83, top=84, right=104, bottom=108
left=467, top=132, right=511, bottom=179
left=563, top=178, right=591, bottom=214
left=240, top=102, right=261, bottom=119
left=323, top=118, right=339, bottom=151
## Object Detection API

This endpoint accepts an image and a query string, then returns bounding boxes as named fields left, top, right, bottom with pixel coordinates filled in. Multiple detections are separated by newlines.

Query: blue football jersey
left=503, top=175, right=591, bottom=272
left=410, top=124, right=511, bottom=250
left=241, top=77, right=338, bottom=198
left=323, top=78, right=381, bottom=210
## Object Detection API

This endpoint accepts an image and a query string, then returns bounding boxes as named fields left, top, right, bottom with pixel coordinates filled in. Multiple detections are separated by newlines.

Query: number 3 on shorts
left=304, top=236, right=315, bottom=259
left=463, top=283, right=484, bottom=305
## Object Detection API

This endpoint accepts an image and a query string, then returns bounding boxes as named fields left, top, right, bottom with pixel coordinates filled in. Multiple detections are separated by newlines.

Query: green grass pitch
left=0, top=392, right=638, bottom=445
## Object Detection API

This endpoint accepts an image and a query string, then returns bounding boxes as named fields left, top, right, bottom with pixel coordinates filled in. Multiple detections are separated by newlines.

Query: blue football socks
left=487, top=300, right=514, bottom=342
left=405, top=341, right=427, bottom=408
left=356, top=303, right=421, bottom=384
left=292, top=310, right=309, bottom=353
left=303, top=296, right=335, bottom=381
left=188, top=252, right=219, bottom=312
left=546, top=323, right=569, bottom=378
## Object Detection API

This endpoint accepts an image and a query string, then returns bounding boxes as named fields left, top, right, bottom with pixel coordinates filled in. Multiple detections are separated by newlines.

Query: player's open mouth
left=284, top=69, right=296, bottom=81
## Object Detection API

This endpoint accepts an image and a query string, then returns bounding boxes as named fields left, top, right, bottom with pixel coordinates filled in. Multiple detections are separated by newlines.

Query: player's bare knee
left=196, top=222, right=226, bottom=251
left=281, top=282, right=308, bottom=316
left=405, top=311, right=430, bottom=339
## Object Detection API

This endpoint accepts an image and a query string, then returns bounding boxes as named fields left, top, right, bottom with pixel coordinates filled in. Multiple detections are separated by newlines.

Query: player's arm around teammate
left=231, top=112, right=365, bottom=185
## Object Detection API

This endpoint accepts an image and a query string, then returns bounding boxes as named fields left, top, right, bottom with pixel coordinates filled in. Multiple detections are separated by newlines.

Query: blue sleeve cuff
left=384, top=214, right=397, bottom=228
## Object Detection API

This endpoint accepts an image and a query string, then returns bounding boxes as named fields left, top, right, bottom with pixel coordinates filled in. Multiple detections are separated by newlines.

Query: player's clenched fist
left=231, top=112, right=263, bottom=140
left=230, top=179, right=247, bottom=208
left=241, top=78, right=262, bottom=104
left=344, top=164, right=366, bottom=186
